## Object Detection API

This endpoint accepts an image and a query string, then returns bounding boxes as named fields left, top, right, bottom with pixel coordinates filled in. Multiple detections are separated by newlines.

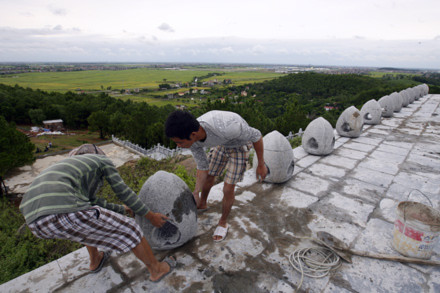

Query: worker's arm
left=252, top=137, right=268, bottom=182
left=193, top=169, right=209, bottom=206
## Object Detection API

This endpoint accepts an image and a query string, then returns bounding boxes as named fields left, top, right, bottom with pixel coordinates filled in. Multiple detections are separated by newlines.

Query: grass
left=28, top=129, right=107, bottom=157
left=118, top=95, right=205, bottom=107
left=0, top=68, right=284, bottom=93
left=368, top=71, right=418, bottom=78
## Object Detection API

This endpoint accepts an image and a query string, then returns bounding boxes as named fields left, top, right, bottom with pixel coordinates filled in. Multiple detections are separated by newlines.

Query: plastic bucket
left=393, top=201, right=440, bottom=259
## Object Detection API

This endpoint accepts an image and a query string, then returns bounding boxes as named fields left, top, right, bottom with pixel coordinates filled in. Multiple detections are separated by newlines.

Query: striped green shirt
left=20, top=154, right=149, bottom=224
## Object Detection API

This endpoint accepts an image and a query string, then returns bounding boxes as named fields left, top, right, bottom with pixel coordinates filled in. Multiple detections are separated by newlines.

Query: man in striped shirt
left=20, top=147, right=175, bottom=281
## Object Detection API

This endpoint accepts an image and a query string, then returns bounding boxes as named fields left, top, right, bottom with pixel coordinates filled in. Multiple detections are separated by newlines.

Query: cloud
left=0, top=28, right=439, bottom=69
left=48, top=5, right=67, bottom=16
left=158, top=23, right=174, bottom=33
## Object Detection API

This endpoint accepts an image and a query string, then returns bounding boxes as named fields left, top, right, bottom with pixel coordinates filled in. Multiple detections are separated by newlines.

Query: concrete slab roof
left=1, top=95, right=440, bottom=293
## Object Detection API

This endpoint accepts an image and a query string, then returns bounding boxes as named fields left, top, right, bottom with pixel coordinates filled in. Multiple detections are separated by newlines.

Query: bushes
left=0, top=198, right=81, bottom=284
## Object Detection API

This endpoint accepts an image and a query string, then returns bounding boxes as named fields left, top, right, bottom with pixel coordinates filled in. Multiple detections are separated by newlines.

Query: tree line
left=0, top=71, right=429, bottom=179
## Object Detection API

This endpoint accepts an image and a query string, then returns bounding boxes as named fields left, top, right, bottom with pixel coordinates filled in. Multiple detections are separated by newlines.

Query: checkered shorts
left=208, top=143, right=252, bottom=185
left=28, top=207, right=143, bottom=253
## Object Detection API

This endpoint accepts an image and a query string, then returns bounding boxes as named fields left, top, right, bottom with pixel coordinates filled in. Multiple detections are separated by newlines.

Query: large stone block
left=360, top=99, right=382, bottom=125
left=135, top=171, right=197, bottom=250
left=378, top=95, right=394, bottom=117
left=389, top=92, right=403, bottom=112
left=302, top=117, right=335, bottom=155
left=336, top=106, right=363, bottom=138
left=253, top=130, right=294, bottom=183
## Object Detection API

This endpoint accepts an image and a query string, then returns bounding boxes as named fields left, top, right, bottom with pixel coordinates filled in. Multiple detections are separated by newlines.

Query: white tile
left=307, top=163, right=346, bottom=179
left=286, top=172, right=331, bottom=197
left=350, top=167, right=394, bottom=188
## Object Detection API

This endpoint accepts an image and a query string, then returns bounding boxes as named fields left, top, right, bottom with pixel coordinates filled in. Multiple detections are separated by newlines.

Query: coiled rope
left=288, top=237, right=342, bottom=292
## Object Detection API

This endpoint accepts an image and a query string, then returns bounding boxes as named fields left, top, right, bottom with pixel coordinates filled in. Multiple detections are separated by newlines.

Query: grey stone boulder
left=412, top=86, right=420, bottom=100
left=410, top=87, right=420, bottom=101
left=253, top=130, right=294, bottom=183
left=406, top=88, right=416, bottom=103
left=399, top=90, right=410, bottom=107
left=360, top=99, right=382, bottom=125
left=336, top=106, right=363, bottom=138
left=136, top=171, right=197, bottom=250
left=378, top=95, right=394, bottom=117
left=422, top=83, right=429, bottom=95
left=415, top=84, right=427, bottom=98
left=302, top=117, right=335, bottom=155
left=389, top=92, right=403, bottom=112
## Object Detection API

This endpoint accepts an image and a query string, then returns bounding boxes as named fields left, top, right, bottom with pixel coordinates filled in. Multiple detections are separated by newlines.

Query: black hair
left=165, top=110, right=200, bottom=140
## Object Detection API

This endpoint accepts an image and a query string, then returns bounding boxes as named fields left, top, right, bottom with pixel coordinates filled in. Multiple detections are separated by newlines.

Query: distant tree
left=108, top=111, right=129, bottom=137
left=159, top=83, right=171, bottom=90
left=0, top=116, right=35, bottom=196
left=28, top=109, right=46, bottom=125
left=87, top=110, right=109, bottom=139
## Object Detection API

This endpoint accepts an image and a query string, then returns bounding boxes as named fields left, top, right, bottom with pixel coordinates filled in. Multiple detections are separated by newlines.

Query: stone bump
left=336, top=106, right=364, bottom=137
left=378, top=95, right=394, bottom=117
left=135, top=171, right=197, bottom=250
left=406, top=88, right=416, bottom=103
left=360, top=99, right=382, bottom=125
left=389, top=92, right=403, bottom=112
left=422, top=83, right=429, bottom=95
left=409, top=87, right=419, bottom=101
left=253, top=130, right=294, bottom=183
left=302, top=117, right=335, bottom=155
left=399, top=89, right=410, bottom=107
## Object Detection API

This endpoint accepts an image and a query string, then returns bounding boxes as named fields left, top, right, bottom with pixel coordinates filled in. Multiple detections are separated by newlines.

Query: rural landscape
left=1, top=62, right=440, bottom=284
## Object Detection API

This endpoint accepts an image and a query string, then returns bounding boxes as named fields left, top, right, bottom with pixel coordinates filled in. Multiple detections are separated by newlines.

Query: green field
left=0, top=67, right=284, bottom=92
left=117, top=95, right=204, bottom=107
left=368, top=71, right=417, bottom=78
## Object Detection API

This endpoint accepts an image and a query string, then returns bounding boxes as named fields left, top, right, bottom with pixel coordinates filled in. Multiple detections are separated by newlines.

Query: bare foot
left=197, top=200, right=208, bottom=210
left=89, top=251, right=104, bottom=271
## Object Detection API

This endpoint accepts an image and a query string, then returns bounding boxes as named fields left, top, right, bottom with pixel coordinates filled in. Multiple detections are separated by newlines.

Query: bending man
left=19, top=144, right=174, bottom=282
left=165, top=110, right=268, bottom=242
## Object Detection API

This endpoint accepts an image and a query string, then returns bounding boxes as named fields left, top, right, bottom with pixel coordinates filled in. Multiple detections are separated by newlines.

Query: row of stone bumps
left=252, top=84, right=430, bottom=184
left=135, top=84, right=430, bottom=250
left=302, top=83, right=429, bottom=156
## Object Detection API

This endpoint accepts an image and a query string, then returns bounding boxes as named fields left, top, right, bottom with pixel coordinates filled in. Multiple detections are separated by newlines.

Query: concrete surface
left=4, top=143, right=142, bottom=195
left=1, top=95, right=440, bottom=292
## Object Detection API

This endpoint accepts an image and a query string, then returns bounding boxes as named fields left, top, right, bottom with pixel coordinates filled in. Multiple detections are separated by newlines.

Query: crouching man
left=19, top=144, right=175, bottom=282
left=165, top=110, right=268, bottom=242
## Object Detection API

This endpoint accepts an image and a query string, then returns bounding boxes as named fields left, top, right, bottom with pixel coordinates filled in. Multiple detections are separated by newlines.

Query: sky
left=1, top=0, right=439, bottom=69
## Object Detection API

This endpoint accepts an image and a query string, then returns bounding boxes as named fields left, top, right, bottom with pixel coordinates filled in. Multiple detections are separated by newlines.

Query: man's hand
left=252, top=138, right=268, bottom=182
left=145, top=211, right=169, bottom=228
left=124, top=205, right=134, bottom=217
left=256, top=163, right=268, bottom=182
